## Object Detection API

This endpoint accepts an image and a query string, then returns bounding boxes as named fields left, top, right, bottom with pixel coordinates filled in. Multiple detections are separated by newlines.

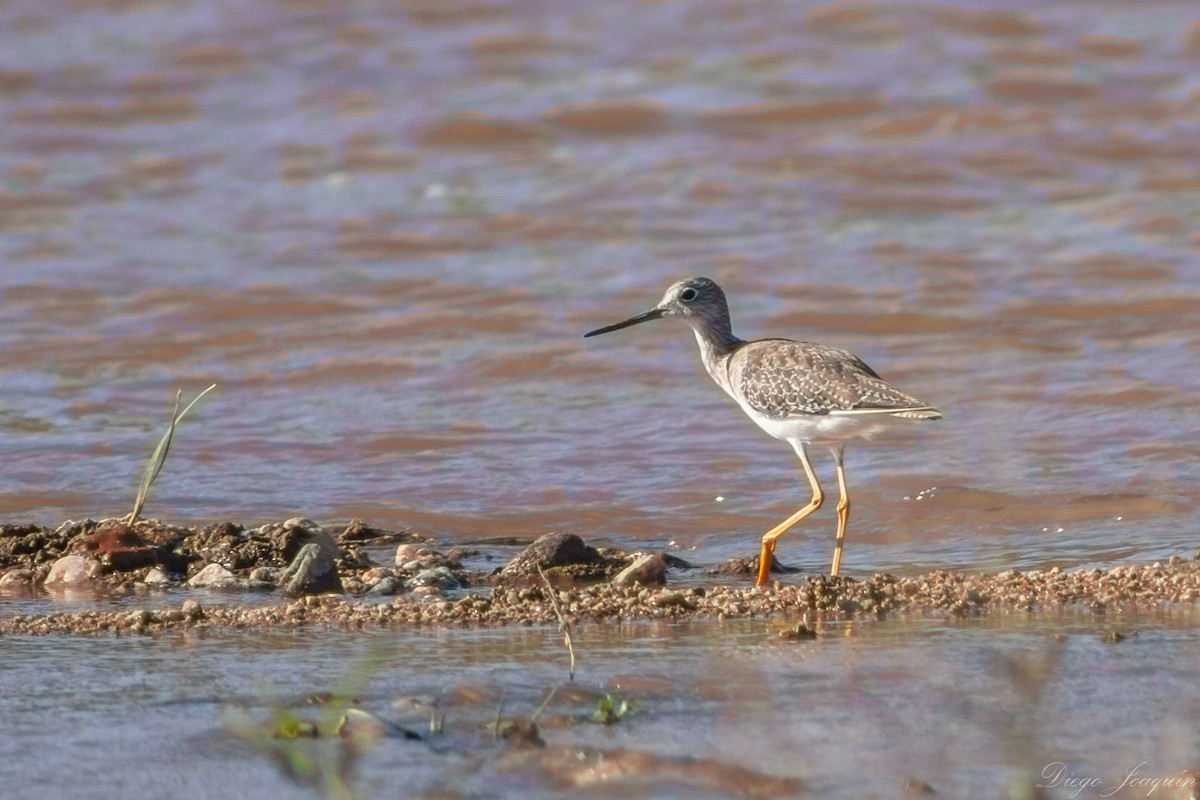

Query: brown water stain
left=803, top=1, right=905, bottom=45
left=478, top=344, right=619, bottom=380
left=337, top=225, right=480, bottom=260
left=1182, top=22, right=1200, bottom=58
left=732, top=152, right=830, bottom=176
left=12, top=98, right=198, bottom=127
left=1139, top=172, right=1200, bottom=192
left=340, top=133, right=419, bottom=173
left=990, top=44, right=1072, bottom=66
left=1065, top=385, right=1170, bottom=407
left=959, top=149, right=1064, bottom=180
left=1042, top=184, right=1110, bottom=204
left=699, top=95, right=886, bottom=129
left=334, top=91, right=381, bottom=118
left=948, top=106, right=1053, bottom=136
left=0, top=490, right=99, bottom=516
left=1077, top=34, right=1143, bottom=61
left=541, top=101, right=669, bottom=136
left=0, top=68, right=35, bottom=95
left=1133, top=214, right=1183, bottom=237
left=121, top=96, right=198, bottom=122
left=278, top=143, right=331, bottom=183
left=985, top=72, right=1099, bottom=103
left=400, top=0, right=509, bottom=28
left=876, top=484, right=1188, bottom=532
left=333, top=23, right=388, bottom=48
left=515, top=213, right=634, bottom=244
left=935, top=9, right=1043, bottom=38
left=842, top=156, right=955, bottom=186
left=131, top=285, right=362, bottom=324
left=417, top=112, right=554, bottom=148
left=469, top=32, right=590, bottom=60
left=838, top=190, right=993, bottom=214
left=1006, top=296, right=1200, bottom=322
left=689, top=179, right=735, bottom=204
left=173, top=44, right=246, bottom=73
left=362, top=427, right=490, bottom=458
left=0, top=190, right=76, bottom=231
left=122, top=156, right=193, bottom=190
left=1127, top=440, right=1200, bottom=462
left=1057, top=133, right=1192, bottom=164
left=1061, top=253, right=1177, bottom=286
left=861, top=108, right=947, bottom=139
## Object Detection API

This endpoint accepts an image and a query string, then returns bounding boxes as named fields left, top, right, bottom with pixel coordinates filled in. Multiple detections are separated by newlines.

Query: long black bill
left=583, top=307, right=665, bottom=338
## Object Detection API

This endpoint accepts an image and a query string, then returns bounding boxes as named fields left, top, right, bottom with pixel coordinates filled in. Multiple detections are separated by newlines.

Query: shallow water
left=1, top=0, right=1199, bottom=575
left=3, top=2, right=1200, bottom=794
left=2, top=614, right=1199, bottom=799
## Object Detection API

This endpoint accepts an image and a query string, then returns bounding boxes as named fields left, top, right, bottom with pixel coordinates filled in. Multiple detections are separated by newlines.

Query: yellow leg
left=830, top=448, right=849, bottom=578
left=756, top=442, right=823, bottom=586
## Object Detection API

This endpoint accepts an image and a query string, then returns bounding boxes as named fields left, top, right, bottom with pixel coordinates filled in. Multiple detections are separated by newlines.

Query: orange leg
left=830, top=447, right=849, bottom=578
left=756, top=442, right=823, bottom=586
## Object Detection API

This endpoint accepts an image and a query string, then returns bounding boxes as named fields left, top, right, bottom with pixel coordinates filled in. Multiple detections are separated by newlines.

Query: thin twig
left=538, top=566, right=576, bottom=681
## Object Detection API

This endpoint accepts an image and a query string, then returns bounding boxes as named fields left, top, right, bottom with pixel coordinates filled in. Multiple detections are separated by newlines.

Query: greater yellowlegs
left=584, top=277, right=941, bottom=586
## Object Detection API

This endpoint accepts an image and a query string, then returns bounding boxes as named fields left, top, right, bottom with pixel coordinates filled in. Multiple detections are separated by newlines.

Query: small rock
left=187, top=563, right=241, bottom=588
left=125, top=609, right=154, bottom=628
left=249, top=566, right=282, bottom=584
left=282, top=517, right=323, bottom=535
left=181, top=599, right=204, bottom=620
left=405, top=567, right=461, bottom=592
left=366, top=576, right=401, bottom=596
left=339, top=544, right=372, bottom=570
left=612, top=553, right=668, bottom=587
left=394, top=543, right=425, bottom=566
left=361, top=567, right=393, bottom=585
left=649, top=590, right=694, bottom=609
left=45, top=555, right=101, bottom=586
left=500, top=532, right=600, bottom=577
left=279, top=541, right=344, bottom=597
left=0, top=569, right=34, bottom=587
left=143, top=566, right=172, bottom=585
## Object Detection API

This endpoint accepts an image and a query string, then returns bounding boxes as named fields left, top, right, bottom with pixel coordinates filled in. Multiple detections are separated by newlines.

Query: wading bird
left=584, top=277, right=940, bottom=586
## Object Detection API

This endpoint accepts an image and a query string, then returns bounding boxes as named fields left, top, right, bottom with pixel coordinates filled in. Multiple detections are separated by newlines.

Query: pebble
left=187, top=563, right=240, bottom=588
left=181, top=599, right=203, bottom=620
left=143, top=566, right=172, bottom=585
left=612, top=554, right=668, bottom=587
left=44, top=555, right=100, bottom=586
left=405, top=567, right=462, bottom=592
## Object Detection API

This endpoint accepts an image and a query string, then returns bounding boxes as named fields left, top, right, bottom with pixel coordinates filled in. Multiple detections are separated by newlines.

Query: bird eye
left=679, top=288, right=698, bottom=302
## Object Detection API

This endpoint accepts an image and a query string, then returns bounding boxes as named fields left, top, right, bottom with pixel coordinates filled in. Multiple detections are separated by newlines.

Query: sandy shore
left=2, top=523, right=1197, bottom=635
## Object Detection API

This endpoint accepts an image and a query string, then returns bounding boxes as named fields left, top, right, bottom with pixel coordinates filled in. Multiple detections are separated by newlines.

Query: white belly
left=739, top=401, right=900, bottom=445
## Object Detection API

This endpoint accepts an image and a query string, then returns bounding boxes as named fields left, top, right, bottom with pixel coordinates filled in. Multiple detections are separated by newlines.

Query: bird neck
left=686, top=309, right=741, bottom=355
left=688, top=316, right=743, bottom=393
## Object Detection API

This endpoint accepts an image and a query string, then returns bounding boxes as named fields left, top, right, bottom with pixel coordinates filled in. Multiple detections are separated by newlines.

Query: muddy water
left=1, top=0, right=1199, bottom=575
left=2, top=614, right=1200, bottom=799
left=2, top=1, right=1200, bottom=793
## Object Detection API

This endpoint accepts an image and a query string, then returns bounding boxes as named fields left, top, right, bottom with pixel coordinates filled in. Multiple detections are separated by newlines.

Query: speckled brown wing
left=728, top=339, right=932, bottom=419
